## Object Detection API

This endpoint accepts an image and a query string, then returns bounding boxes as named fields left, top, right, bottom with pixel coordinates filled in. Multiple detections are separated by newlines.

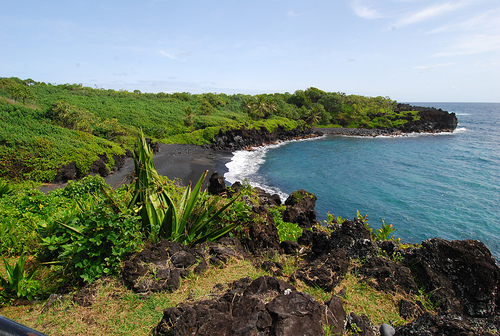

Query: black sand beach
left=38, top=144, right=233, bottom=193
left=104, top=144, right=233, bottom=189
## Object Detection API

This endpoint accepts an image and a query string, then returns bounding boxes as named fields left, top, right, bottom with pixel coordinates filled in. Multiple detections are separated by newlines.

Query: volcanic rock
left=291, top=250, right=350, bottom=292
left=403, top=238, right=500, bottom=318
left=358, top=257, right=419, bottom=295
left=153, top=276, right=345, bottom=336
left=283, top=189, right=318, bottom=228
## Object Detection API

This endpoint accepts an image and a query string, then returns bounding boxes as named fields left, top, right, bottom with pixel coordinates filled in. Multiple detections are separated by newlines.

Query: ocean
left=224, top=103, right=500, bottom=260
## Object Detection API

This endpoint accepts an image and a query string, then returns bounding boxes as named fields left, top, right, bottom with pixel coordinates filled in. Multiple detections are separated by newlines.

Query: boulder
left=280, top=240, right=300, bottom=255
left=347, top=313, right=376, bottom=336
left=89, top=153, right=111, bottom=177
left=291, top=250, right=350, bottom=292
left=196, top=237, right=249, bottom=266
left=358, top=257, right=419, bottom=295
left=243, top=205, right=282, bottom=254
left=254, top=187, right=282, bottom=207
left=207, top=171, right=228, bottom=195
left=395, top=312, right=496, bottom=336
left=399, top=299, right=425, bottom=320
left=324, top=296, right=347, bottom=335
left=122, top=239, right=248, bottom=294
left=267, top=290, right=325, bottom=336
left=403, top=238, right=500, bottom=317
left=52, top=161, right=80, bottom=183
left=122, top=241, right=202, bottom=294
left=283, top=189, right=318, bottom=228
left=329, top=219, right=378, bottom=259
left=153, top=276, right=345, bottom=336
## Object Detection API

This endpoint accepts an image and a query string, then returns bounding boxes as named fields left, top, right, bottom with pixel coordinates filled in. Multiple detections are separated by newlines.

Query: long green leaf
left=157, top=188, right=178, bottom=239
left=3, top=257, right=15, bottom=285
left=182, top=170, right=207, bottom=222
left=189, top=223, right=237, bottom=247
left=189, top=196, right=237, bottom=238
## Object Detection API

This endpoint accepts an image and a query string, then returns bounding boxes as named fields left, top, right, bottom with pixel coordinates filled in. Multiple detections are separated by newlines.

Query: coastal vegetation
left=1, top=76, right=420, bottom=185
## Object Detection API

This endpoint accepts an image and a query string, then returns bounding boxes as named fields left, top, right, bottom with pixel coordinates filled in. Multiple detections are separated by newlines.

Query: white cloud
left=351, top=0, right=382, bottom=19
left=159, top=50, right=191, bottom=61
left=395, top=1, right=470, bottom=27
left=414, top=62, right=454, bottom=73
left=429, top=8, right=500, bottom=34
left=287, top=10, right=301, bottom=17
left=436, top=34, right=500, bottom=56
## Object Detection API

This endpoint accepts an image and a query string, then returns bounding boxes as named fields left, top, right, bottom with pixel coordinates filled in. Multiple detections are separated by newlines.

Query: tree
left=183, top=106, right=196, bottom=132
left=303, top=104, right=325, bottom=125
left=1, top=78, right=35, bottom=104
left=245, top=95, right=277, bottom=120
left=199, top=98, right=216, bottom=115
left=304, top=87, right=326, bottom=104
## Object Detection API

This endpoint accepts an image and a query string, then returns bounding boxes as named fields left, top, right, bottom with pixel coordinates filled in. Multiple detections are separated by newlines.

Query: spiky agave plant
left=0, top=254, right=38, bottom=303
left=129, top=131, right=237, bottom=245
left=128, top=130, right=175, bottom=239
left=159, top=170, right=237, bottom=247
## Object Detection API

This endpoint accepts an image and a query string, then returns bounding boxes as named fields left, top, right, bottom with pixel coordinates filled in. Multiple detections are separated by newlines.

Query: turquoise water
left=225, top=103, right=500, bottom=260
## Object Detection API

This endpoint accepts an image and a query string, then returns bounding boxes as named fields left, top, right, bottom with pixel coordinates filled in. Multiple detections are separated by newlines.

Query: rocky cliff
left=209, top=125, right=317, bottom=151
left=397, top=103, right=458, bottom=133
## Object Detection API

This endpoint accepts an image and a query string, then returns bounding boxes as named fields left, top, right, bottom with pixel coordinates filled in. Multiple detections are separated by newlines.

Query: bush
left=269, top=206, right=302, bottom=242
left=40, top=200, right=142, bottom=284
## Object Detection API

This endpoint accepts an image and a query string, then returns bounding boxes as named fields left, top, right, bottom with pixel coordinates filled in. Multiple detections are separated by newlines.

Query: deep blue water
left=225, top=103, right=500, bottom=260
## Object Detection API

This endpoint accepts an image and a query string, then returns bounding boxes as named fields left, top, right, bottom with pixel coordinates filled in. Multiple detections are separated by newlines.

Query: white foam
left=370, top=127, right=468, bottom=139
left=224, top=137, right=323, bottom=200
left=224, top=147, right=268, bottom=184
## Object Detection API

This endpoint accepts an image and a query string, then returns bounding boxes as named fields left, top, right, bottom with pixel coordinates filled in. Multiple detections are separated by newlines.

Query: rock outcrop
left=122, top=238, right=248, bottom=294
left=153, top=276, right=347, bottom=336
left=397, top=103, right=458, bottom=133
left=402, top=238, right=500, bottom=318
left=52, top=152, right=129, bottom=183
left=209, top=125, right=317, bottom=151
left=142, top=181, right=500, bottom=335
left=282, top=189, right=318, bottom=228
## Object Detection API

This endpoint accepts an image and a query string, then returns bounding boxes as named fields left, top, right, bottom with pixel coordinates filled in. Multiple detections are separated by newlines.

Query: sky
left=1, top=0, right=499, bottom=102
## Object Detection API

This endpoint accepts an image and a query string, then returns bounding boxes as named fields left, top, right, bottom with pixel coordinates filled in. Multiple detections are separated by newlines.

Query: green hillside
left=0, top=77, right=416, bottom=184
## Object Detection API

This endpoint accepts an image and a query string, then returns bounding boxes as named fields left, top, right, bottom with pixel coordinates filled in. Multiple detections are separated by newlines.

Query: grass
left=340, top=271, right=407, bottom=326
left=0, top=258, right=266, bottom=336
left=1, top=253, right=442, bottom=335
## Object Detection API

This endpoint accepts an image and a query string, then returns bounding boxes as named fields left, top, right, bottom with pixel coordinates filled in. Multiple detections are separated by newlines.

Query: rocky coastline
left=46, top=103, right=458, bottom=187
left=208, top=104, right=458, bottom=150
left=112, top=178, right=499, bottom=335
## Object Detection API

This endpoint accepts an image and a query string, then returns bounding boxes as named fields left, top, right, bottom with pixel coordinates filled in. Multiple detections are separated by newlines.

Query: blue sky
left=1, top=0, right=499, bottom=102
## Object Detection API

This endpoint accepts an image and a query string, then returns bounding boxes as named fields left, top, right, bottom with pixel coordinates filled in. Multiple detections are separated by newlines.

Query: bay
left=224, top=103, right=500, bottom=260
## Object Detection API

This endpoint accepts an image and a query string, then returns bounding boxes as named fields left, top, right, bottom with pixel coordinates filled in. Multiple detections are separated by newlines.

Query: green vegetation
left=269, top=205, right=303, bottom=242
left=0, top=254, right=39, bottom=303
left=1, top=77, right=418, bottom=185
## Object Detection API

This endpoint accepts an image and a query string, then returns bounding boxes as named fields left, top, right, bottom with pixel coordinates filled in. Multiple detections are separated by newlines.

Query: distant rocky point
left=210, top=104, right=458, bottom=151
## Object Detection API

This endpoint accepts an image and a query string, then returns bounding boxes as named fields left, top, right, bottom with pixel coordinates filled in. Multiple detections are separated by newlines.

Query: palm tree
left=183, top=106, right=196, bottom=132
left=245, top=95, right=277, bottom=120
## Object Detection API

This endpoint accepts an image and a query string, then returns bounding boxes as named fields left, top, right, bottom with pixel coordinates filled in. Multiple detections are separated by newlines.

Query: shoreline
left=40, top=127, right=458, bottom=193
left=104, top=143, right=233, bottom=189
left=313, top=127, right=401, bottom=136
